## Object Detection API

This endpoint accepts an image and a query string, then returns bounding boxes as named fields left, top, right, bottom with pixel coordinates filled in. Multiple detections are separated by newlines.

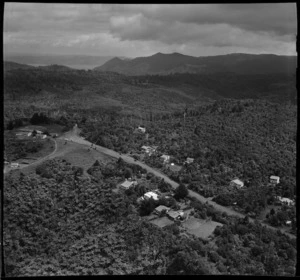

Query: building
left=276, top=196, right=295, bottom=206
left=42, top=135, right=47, bottom=139
left=141, top=145, right=150, bottom=152
left=270, top=175, right=280, bottom=185
left=120, top=180, right=135, bottom=190
left=161, top=155, right=170, bottom=163
left=143, top=191, right=159, bottom=201
left=286, top=220, right=292, bottom=226
left=167, top=210, right=185, bottom=221
left=154, top=205, right=170, bottom=215
left=137, top=126, right=146, bottom=133
left=141, top=145, right=158, bottom=156
left=185, top=157, right=194, bottom=164
left=230, top=178, right=244, bottom=189
left=11, top=163, right=19, bottom=168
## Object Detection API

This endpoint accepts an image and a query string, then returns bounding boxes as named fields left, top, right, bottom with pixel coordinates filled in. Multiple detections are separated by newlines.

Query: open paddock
left=182, top=217, right=223, bottom=240
left=150, top=216, right=174, bottom=228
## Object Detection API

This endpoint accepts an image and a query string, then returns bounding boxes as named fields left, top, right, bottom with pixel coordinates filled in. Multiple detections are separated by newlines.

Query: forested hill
left=4, top=65, right=297, bottom=109
left=94, top=52, right=297, bottom=76
left=4, top=61, right=35, bottom=71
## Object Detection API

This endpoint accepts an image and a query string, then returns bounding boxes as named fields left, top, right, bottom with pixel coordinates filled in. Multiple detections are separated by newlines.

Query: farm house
left=143, top=191, right=159, bottom=201
left=167, top=210, right=185, bottom=221
left=154, top=205, right=170, bottom=215
left=120, top=180, right=136, bottom=190
left=276, top=196, right=295, bottom=206
left=230, top=178, right=244, bottom=189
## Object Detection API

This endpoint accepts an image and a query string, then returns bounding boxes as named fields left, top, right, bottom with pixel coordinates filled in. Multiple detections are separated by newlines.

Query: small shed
left=270, top=175, right=280, bottom=184
left=138, top=126, right=146, bottom=133
left=185, top=157, right=194, bottom=164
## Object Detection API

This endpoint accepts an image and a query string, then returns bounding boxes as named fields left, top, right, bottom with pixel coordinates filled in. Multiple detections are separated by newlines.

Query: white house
left=120, top=180, right=136, bottom=190
left=276, top=196, right=295, bottom=206
left=270, top=175, right=280, bottom=184
left=161, top=155, right=170, bottom=163
left=230, top=178, right=244, bottom=189
left=141, top=145, right=158, bottom=156
left=143, top=191, right=159, bottom=200
left=138, top=126, right=146, bottom=133
left=11, top=163, right=19, bottom=168
left=36, top=130, right=43, bottom=134
left=42, top=135, right=47, bottom=139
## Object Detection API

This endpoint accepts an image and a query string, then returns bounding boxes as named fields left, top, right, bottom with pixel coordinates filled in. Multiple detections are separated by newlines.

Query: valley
left=3, top=51, right=297, bottom=276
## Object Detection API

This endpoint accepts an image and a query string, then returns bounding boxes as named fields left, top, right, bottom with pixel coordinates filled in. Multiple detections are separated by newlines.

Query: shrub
left=208, top=251, right=220, bottom=263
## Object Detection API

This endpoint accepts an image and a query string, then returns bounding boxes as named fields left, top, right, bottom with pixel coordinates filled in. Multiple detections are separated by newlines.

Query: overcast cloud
left=3, top=3, right=297, bottom=57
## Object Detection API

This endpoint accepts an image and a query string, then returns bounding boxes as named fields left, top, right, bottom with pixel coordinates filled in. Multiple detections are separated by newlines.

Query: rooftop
left=155, top=205, right=170, bottom=212
left=120, top=180, right=134, bottom=188
left=144, top=191, right=159, bottom=200
left=231, top=178, right=244, bottom=185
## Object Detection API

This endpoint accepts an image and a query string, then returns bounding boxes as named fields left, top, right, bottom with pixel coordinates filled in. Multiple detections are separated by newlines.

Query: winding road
left=4, top=125, right=296, bottom=239
left=67, top=126, right=295, bottom=240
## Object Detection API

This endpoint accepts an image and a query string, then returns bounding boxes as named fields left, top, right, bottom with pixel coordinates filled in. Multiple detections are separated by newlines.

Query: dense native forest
left=3, top=63, right=297, bottom=276
left=3, top=158, right=297, bottom=276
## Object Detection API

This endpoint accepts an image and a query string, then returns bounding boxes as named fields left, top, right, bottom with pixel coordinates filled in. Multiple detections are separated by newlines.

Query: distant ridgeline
left=3, top=52, right=297, bottom=117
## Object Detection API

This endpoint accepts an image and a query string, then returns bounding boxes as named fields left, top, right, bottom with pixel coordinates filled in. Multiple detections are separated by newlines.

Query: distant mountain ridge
left=3, top=54, right=117, bottom=70
left=94, top=52, right=297, bottom=76
left=4, top=61, right=35, bottom=71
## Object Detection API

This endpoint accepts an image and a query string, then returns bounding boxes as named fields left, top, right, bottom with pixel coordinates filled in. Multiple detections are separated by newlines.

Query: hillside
left=4, top=54, right=115, bottom=70
left=3, top=62, right=296, bottom=129
left=94, top=52, right=297, bottom=76
left=4, top=61, right=35, bottom=71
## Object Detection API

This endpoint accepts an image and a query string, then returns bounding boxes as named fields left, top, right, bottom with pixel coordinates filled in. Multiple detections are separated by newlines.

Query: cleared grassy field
left=150, top=216, right=174, bottom=228
left=57, top=143, right=113, bottom=171
left=182, top=217, right=223, bottom=240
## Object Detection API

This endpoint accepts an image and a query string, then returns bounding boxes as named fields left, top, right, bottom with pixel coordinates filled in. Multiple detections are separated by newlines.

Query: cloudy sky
left=4, top=3, right=297, bottom=57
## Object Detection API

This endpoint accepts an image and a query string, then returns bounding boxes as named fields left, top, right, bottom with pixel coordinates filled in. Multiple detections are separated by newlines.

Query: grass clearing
left=182, top=217, right=223, bottom=240
left=150, top=216, right=174, bottom=228
left=54, top=140, right=114, bottom=171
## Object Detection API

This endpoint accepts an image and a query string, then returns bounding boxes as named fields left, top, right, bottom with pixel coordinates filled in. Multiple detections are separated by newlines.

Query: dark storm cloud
left=109, top=4, right=296, bottom=42
left=3, top=3, right=297, bottom=57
